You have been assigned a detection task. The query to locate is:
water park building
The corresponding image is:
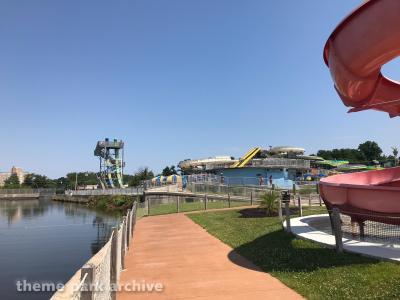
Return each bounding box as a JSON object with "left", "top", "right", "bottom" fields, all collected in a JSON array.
[{"left": 178, "top": 146, "right": 321, "bottom": 187}]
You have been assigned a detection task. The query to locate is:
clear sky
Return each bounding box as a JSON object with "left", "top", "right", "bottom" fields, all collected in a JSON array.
[{"left": 1, "top": 0, "right": 400, "bottom": 178}]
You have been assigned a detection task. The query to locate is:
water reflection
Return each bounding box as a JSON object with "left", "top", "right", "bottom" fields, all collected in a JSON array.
[
  {"left": 0, "top": 199, "right": 46, "bottom": 226},
  {"left": 91, "top": 215, "right": 114, "bottom": 254},
  {"left": 0, "top": 197, "right": 120, "bottom": 300}
]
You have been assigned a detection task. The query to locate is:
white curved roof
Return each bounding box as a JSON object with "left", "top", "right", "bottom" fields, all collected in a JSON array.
[
  {"left": 269, "top": 146, "right": 305, "bottom": 154},
  {"left": 179, "top": 156, "right": 234, "bottom": 169}
]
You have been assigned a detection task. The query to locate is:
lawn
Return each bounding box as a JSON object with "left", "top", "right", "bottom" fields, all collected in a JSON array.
[
  {"left": 188, "top": 208, "right": 400, "bottom": 300},
  {"left": 147, "top": 199, "right": 250, "bottom": 216}
]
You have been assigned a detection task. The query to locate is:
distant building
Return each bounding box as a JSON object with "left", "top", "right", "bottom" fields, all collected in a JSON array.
[
  {"left": 77, "top": 185, "right": 98, "bottom": 190},
  {"left": 0, "top": 167, "right": 26, "bottom": 187},
  {"left": 178, "top": 146, "right": 313, "bottom": 188}
]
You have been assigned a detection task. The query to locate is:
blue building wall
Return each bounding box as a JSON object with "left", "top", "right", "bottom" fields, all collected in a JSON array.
[{"left": 215, "top": 167, "right": 296, "bottom": 188}]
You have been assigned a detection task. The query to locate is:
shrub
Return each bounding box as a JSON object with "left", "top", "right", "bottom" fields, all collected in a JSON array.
[
  {"left": 95, "top": 196, "right": 108, "bottom": 210},
  {"left": 260, "top": 191, "right": 280, "bottom": 216},
  {"left": 113, "top": 195, "right": 130, "bottom": 207},
  {"left": 88, "top": 195, "right": 133, "bottom": 212}
]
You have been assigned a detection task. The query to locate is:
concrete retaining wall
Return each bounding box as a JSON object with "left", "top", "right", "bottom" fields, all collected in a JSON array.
[
  {"left": 0, "top": 194, "right": 39, "bottom": 199},
  {"left": 52, "top": 195, "right": 90, "bottom": 204}
]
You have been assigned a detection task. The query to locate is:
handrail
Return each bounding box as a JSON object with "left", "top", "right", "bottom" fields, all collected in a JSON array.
[{"left": 51, "top": 203, "right": 139, "bottom": 300}]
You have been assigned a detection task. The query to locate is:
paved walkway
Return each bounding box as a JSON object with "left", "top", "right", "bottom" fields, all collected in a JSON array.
[
  {"left": 288, "top": 214, "right": 400, "bottom": 262},
  {"left": 117, "top": 214, "right": 303, "bottom": 300}
]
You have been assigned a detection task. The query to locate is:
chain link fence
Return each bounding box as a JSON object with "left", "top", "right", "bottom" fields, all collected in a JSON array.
[{"left": 332, "top": 210, "right": 400, "bottom": 245}]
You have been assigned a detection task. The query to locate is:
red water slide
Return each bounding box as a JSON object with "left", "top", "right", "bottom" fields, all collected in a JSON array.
[
  {"left": 320, "top": 0, "right": 400, "bottom": 224},
  {"left": 324, "top": 0, "right": 400, "bottom": 117}
]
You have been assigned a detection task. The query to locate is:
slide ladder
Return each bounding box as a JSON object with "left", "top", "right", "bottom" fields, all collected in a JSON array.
[{"left": 231, "top": 147, "right": 261, "bottom": 168}]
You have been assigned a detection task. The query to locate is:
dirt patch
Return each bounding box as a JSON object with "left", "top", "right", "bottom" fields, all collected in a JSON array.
[{"left": 239, "top": 208, "right": 270, "bottom": 218}]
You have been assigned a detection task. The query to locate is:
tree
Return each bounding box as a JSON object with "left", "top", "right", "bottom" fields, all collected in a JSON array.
[
  {"left": 392, "top": 147, "right": 399, "bottom": 166},
  {"left": 4, "top": 174, "right": 20, "bottom": 188},
  {"left": 162, "top": 165, "right": 177, "bottom": 176},
  {"left": 127, "top": 167, "right": 154, "bottom": 187},
  {"left": 21, "top": 173, "right": 55, "bottom": 188},
  {"left": 34, "top": 174, "right": 55, "bottom": 188},
  {"left": 23, "top": 173, "right": 34, "bottom": 187},
  {"left": 317, "top": 141, "right": 384, "bottom": 164},
  {"left": 66, "top": 172, "right": 98, "bottom": 188},
  {"left": 55, "top": 177, "right": 69, "bottom": 189},
  {"left": 358, "top": 141, "right": 382, "bottom": 162},
  {"left": 317, "top": 148, "right": 362, "bottom": 163}
]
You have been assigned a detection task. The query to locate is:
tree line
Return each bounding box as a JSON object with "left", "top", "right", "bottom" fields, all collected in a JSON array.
[
  {"left": 316, "top": 140, "right": 398, "bottom": 165},
  {"left": 1, "top": 165, "right": 178, "bottom": 189}
]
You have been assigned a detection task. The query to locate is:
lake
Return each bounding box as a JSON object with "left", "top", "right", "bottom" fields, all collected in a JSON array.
[{"left": 0, "top": 197, "right": 120, "bottom": 300}]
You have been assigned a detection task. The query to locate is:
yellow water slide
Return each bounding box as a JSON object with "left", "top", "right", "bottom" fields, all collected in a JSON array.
[{"left": 231, "top": 147, "right": 261, "bottom": 168}]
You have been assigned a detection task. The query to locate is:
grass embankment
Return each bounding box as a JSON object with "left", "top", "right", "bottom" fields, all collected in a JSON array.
[
  {"left": 88, "top": 195, "right": 136, "bottom": 213},
  {"left": 188, "top": 208, "right": 400, "bottom": 300}
]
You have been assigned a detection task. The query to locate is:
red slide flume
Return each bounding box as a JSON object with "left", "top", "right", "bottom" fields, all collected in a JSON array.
[
  {"left": 324, "top": 0, "right": 400, "bottom": 117},
  {"left": 321, "top": 0, "right": 400, "bottom": 224}
]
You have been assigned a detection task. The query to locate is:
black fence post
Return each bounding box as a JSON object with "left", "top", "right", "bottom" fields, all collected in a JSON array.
[
  {"left": 278, "top": 197, "right": 283, "bottom": 221},
  {"left": 285, "top": 201, "right": 291, "bottom": 233},
  {"left": 297, "top": 196, "right": 302, "bottom": 217},
  {"left": 359, "top": 221, "right": 365, "bottom": 241},
  {"left": 146, "top": 193, "right": 150, "bottom": 216}
]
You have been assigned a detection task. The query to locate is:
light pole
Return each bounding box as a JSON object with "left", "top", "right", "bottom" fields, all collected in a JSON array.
[
  {"left": 74, "top": 173, "right": 78, "bottom": 191},
  {"left": 75, "top": 172, "right": 89, "bottom": 191}
]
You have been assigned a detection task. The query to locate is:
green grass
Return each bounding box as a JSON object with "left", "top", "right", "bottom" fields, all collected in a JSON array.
[
  {"left": 187, "top": 208, "right": 400, "bottom": 300},
  {"left": 147, "top": 199, "right": 251, "bottom": 216}
]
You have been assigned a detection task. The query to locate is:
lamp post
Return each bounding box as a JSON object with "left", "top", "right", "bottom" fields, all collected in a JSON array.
[{"left": 75, "top": 172, "right": 89, "bottom": 191}]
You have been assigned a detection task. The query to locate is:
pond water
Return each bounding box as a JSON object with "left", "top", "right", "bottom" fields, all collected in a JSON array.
[{"left": 0, "top": 197, "right": 120, "bottom": 300}]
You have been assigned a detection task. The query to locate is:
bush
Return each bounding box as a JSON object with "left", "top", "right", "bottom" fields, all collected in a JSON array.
[
  {"left": 96, "top": 197, "right": 108, "bottom": 210},
  {"left": 260, "top": 191, "right": 280, "bottom": 216},
  {"left": 88, "top": 195, "right": 133, "bottom": 212},
  {"left": 113, "top": 195, "right": 130, "bottom": 207}
]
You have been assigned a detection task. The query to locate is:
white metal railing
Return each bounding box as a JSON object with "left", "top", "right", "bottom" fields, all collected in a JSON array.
[
  {"left": 67, "top": 187, "right": 143, "bottom": 196},
  {"left": 249, "top": 158, "right": 310, "bottom": 168},
  {"left": 0, "top": 188, "right": 56, "bottom": 195}
]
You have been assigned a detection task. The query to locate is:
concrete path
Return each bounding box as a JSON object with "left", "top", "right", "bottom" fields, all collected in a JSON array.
[
  {"left": 288, "top": 214, "right": 400, "bottom": 262},
  {"left": 117, "top": 214, "right": 303, "bottom": 300}
]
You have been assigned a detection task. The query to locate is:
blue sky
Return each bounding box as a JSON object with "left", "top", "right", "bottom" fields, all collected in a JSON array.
[{"left": 1, "top": 0, "right": 400, "bottom": 178}]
